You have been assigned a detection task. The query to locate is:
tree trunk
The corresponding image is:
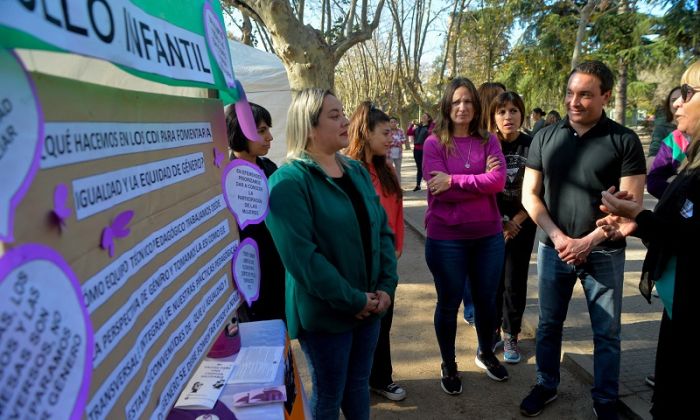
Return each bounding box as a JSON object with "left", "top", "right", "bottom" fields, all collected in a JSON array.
[
  {"left": 571, "top": 0, "right": 597, "bottom": 70},
  {"left": 614, "top": 56, "right": 628, "bottom": 125},
  {"left": 225, "top": 0, "right": 384, "bottom": 90},
  {"left": 614, "top": 0, "right": 630, "bottom": 125},
  {"left": 241, "top": 12, "right": 253, "bottom": 46}
]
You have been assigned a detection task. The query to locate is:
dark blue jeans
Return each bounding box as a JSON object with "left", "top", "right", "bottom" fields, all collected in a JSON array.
[
  {"left": 426, "top": 234, "right": 505, "bottom": 364},
  {"left": 535, "top": 242, "right": 625, "bottom": 404},
  {"left": 298, "top": 319, "right": 380, "bottom": 420}
]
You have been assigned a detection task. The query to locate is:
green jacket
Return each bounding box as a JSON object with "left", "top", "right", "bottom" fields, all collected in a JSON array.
[{"left": 266, "top": 154, "right": 398, "bottom": 338}]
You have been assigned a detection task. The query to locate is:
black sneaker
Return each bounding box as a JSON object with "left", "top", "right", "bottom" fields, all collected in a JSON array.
[
  {"left": 440, "top": 362, "right": 462, "bottom": 395},
  {"left": 593, "top": 401, "right": 618, "bottom": 420},
  {"left": 474, "top": 352, "right": 508, "bottom": 381},
  {"left": 645, "top": 374, "right": 655, "bottom": 388},
  {"left": 371, "top": 382, "right": 407, "bottom": 401},
  {"left": 412, "top": 185, "right": 421, "bottom": 191},
  {"left": 520, "top": 384, "right": 558, "bottom": 416}
]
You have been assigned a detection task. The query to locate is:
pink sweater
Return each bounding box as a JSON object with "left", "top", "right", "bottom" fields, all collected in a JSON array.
[{"left": 423, "top": 133, "right": 506, "bottom": 240}]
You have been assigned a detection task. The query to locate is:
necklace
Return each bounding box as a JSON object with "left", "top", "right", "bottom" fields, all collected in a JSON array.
[{"left": 454, "top": 138, "right": 473, "bottom": 168}]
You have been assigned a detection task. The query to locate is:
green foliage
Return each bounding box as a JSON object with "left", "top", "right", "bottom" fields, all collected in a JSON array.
[{"left": 496, "top": 2, "right": 577, "bottom": 112}]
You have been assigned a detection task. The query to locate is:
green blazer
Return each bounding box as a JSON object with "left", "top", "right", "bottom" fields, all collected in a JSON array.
[{"left": 266, "top": 154, "right": 398, "bottom": 338}]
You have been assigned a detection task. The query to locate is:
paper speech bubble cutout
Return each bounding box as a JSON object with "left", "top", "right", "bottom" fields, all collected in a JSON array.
[
  {"left": 221, "top": 159, "right": 269, "bottom": 229},
  {"left": 0, "top": 244, "right": 93, "bottom": 420},
  {"left": 0, "top": 49, "right": 44, "bottom": 243},
  {"left": 232, "top": 238, "right": 260, "bottom": 306},
  {"left": 101, "top": 210, "right": 134, "bottom": 257},
  {"left": 233, "top": 79, "right": 261, "bottom": 142},
  {"left": 213, "top": 147, "right": 225, "bottom": 168},
  {"left": 53, "top": 183, "right": 72, "bottom": 228},
  {"left": 203, "top": 1, "right": 235, "bottom": 88}
]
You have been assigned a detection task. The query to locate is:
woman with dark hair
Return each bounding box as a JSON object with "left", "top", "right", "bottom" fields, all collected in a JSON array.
[
  {"left": 407, "top": 112, "right": 434, "bottom": 191},
  {"left": 423, "top": 77, "right": 507, "bottom": 394},
  {"left": 346, "top": 101, "right": 406, "bottom": 402},
  {"left": 225, "top": 103, "right": 286, "bottom": 323},
  {"left": 488, "top": 91, "right": 536, "bottom": 365},
  {"left": 649, "top": 86, "right": 682, "bottom": 160},
  {"left": 478, "top": 82, "right": 506, "bottom": 130}
]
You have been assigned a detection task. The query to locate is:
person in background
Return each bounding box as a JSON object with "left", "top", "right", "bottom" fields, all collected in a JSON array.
[
  {"left": 519, "top": 60, "right": 646, "bottom": 419},
  {"left": 646, "top": 86, "right": 688, "bottom": 199},
  {"left": 544, "top": 110, "right": 561, "bottom": 126},
  {"left": 226, "top": 103, "right": 286, "bottom": 323},
  {"left": 460, "top": 81, "right": 507, "bottom": 330},
  {"left": 478, "top": 82, "right": 507, "bottom": 131},
  {"left": 346, "top": 102, "right": 407, "bottom": 402},
  {"left": 597, "top": 61, "right": 700, "bottom": 419},
  {"left": 266, "top": 89, "right": 398, "bottom": 420},
  {"left": 648, "top": 86, "right": 682, "bottom": 167},
  {"left": 529, "top": 108, "right": 546, "bottom": 136},
  {"left": 423, "top": 77, "right": 508, "bottom": 395},
  {"left": 488, "top": 91, "right": 536, "bottom": 365},
  {"left": 407, "top": 112, "right": 434, "bottom": 191},
  {"left": 647, "top": 130, "right": 690, "bottom": 199},
  {"left": 388, "top": 116, "right": 406, "bottom": 179}
]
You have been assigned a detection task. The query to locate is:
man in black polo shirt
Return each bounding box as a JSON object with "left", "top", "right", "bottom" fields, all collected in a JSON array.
[{"left": 519, "top": 61, "right": 646, "bottom": 419}]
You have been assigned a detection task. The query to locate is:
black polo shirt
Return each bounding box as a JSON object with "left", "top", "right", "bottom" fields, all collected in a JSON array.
[{"left": 526, "top": 113, "right": 646, "bottom": 249}]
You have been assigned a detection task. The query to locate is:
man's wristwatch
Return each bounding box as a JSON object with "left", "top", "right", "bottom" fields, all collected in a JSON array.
[{"left": 502, "top": 215, "right": 510, "bottom": 223}]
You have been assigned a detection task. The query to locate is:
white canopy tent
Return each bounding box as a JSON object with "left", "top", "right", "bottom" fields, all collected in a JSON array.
[{"left": 17, "top": 40, "right": 291, "bottom": 164}]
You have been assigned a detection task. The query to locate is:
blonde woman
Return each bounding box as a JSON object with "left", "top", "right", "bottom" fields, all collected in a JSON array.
[
  {"left": 598, "top": 61, "right": 700, "bottom": 419},
  {"left": 266, "top": 89, "right": 398, "bottom": 419}
]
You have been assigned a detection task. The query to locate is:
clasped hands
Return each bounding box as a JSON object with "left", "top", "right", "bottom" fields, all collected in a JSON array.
[
  {"left": 556, "top": 186, "right": 642, "bottom": 266},
  {"left": 355, "top": 291, "right": 391, "bottom": 320}
]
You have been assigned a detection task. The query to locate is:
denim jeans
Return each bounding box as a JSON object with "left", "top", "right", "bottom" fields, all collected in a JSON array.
[
  {"left": 462, "top": 284, "right": 475, "bottom": 323},
  {"left": 426, "top": 234, "right": 505, "bottom": 364},
  {"left": 535, "top": 242, "right": 625, "bottom": 404},
  {"left": 298, "top": 319, "right": 380, "bottom": 420}
]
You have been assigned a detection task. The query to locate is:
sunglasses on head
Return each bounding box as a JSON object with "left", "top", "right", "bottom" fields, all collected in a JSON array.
[{"left": 680, "top": 84, "right": 699, "bottom": 102}]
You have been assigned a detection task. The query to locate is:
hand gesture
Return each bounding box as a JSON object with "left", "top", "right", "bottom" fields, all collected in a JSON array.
[
  {"left": 355, "top": 292, "right": 379, "bottom": 320},
  {"left": 371, "top": 290, "right": 392, "bottom": 314},
  {"left": 503, "top": 220, "right": 521, "bottom": 241},
  {"left": 428, "top": 171, "right": 451, "bottom": 195},
  {"left": 599, "top": 186, "right": 643, "bottom": 219},
  {"left": 486, "top": 155, "right": 502, "bottom": 173}
]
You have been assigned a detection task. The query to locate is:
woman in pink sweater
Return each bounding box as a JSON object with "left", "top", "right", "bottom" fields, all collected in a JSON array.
[{"left": 423, "top": 77, "right": 507, "bottom": 394}]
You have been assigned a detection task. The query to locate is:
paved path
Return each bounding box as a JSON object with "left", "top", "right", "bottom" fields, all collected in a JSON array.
[{"left": 395, "top": 148, "right": 660, "bottom": 420}]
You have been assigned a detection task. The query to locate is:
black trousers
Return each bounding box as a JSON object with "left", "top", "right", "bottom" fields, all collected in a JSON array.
[
  {"left": 496, "top": 220, "right": 536, "bottom": 336},
  {"left": 370, "top": 301, "right": 395, "bottom": 388},
  {"left": 413, "top": 149, "right": 424, "bottom": 186}
]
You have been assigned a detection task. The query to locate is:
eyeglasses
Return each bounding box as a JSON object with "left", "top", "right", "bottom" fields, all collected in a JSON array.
[{"left": 680, "top": 84, "right": 700, "bottom": 102}]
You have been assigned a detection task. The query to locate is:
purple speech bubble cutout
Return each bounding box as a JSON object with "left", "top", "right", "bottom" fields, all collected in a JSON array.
[
  {"left": 0, "top": 244, "right": 93, "bottom": 420},
  {"left": 213, "top": 147, "right": 225, "bottom": 168},
  {"left": 203, "top": 0, "right": 235, "bottom": 89},
  {"left": 233, "top": 79, "right": 261, "bottom": 142},
  {"left": 0, "top": 50, "right": 45, "bottom": 243},
  {"left": 101, "top": 210, "right": 134, "bottom": 257},
  {"left": 221, "top": 159, "right": 270, "bottom": 229},
  {"left": 53, "top": 183, "right": 72, "bottom": 228},
  {"left": 231, "top": 237, "right": 260, "bottom": 306}
]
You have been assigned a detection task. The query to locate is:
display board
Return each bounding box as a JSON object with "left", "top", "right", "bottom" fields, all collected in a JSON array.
[{"left": 0, "top": 66, "right": 241, "bottom": 418}]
